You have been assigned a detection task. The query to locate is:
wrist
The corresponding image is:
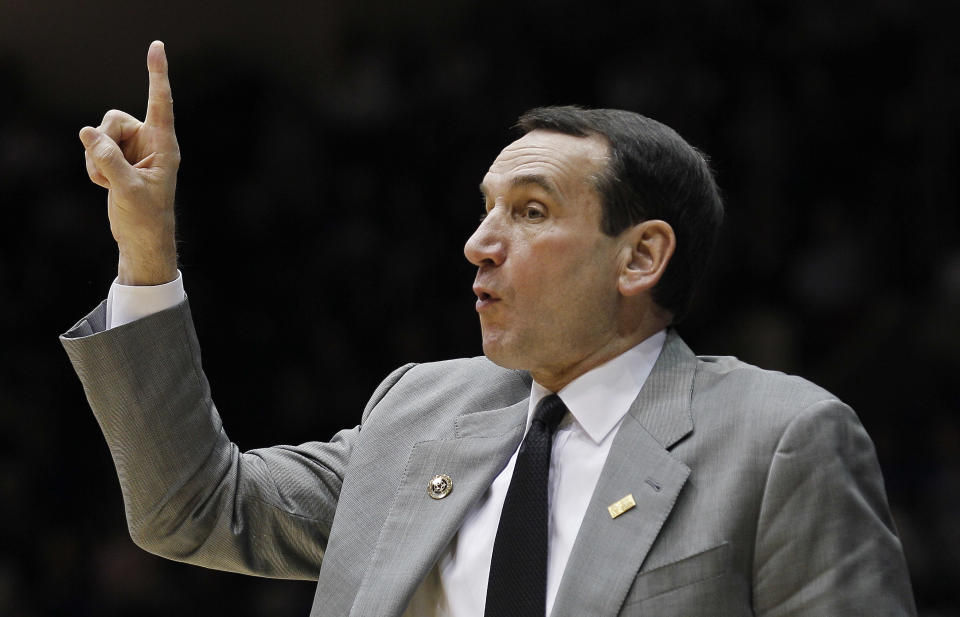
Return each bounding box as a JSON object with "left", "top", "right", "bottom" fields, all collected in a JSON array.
[{"left": 117, "top": 239, "right": 178, "bottom": 286}]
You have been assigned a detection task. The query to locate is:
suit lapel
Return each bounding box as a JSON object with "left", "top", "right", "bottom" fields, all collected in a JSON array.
[
  {"left": 551, "top": 331, "right": 698, "bottom": 617},
  {"left": 351, "top": 397, "right": 529, "bottom": 617}
]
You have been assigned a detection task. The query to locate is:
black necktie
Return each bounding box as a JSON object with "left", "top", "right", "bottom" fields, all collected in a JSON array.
[{"left": 485, "top": 393, "right": 568, "bottom": 617}]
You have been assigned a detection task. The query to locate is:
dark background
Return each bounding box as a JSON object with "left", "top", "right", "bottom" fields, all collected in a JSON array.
[{"left": 1, "top": 0, "right": 958, "bottom": 614}]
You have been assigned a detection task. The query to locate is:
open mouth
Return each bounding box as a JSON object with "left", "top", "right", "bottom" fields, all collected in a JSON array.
[{"left": 473, "top": 286, "right": 500, "bottom": 311}]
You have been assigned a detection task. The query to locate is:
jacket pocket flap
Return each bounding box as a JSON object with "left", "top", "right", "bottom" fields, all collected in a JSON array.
[{"left": 626, "top": 541, "right": 731, "bottom": 603}]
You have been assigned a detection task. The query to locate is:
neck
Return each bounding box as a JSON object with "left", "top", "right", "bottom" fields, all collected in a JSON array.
[{"left": 531, "top": 320, "right": 667, "bottom": 392}]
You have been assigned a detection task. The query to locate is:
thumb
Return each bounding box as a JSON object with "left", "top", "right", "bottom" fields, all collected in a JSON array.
[{"left": 79, "top": 126, "right": 135, "bottom": 185}]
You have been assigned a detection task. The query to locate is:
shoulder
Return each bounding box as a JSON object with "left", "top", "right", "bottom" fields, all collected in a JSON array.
[
  {"left": 660, "top": 331, "right": 848, "bottom": 433},
  {"left": 361, "top": 356, "right": 531, "bottom": 423},
  {"left": 694, "top": 354, "right": 839, "bottom": 416},
  {"left": 687, "top": 350, "right": 863, "bottom": 452}
]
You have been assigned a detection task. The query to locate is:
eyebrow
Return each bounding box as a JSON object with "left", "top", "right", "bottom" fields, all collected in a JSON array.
[{"left": 479, "top": 174, "right": 562, "bottom": 200}]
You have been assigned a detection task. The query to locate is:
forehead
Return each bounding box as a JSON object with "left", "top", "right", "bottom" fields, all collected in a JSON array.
[{"left": 482, "top": 130, "right": 609, "bottom": 194}]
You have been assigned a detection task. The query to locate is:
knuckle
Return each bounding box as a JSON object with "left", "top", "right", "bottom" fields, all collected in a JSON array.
[{"left": 93, "top": 142, "right": 117, "bottom": 162}]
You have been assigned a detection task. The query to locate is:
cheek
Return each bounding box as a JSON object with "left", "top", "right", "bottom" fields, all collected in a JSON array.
[
  {"left": 545, "top": 254, "right": 619, "bottom": 322},
  {"left": 503, "top": 233, "right": 617, "bottom": 322}
]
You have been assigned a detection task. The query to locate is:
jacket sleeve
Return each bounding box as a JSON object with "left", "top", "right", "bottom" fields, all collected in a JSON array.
[
  {"left": 751, "top": 398, "right": 917, "bottom": 616},
  {"left": 60, "top": 298, "right": 410, "bottom": 580}
]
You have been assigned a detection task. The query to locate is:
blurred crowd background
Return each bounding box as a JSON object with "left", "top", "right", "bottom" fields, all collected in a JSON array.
[{"left": 1, "top": 0, "right": 958, "bottom": 614}]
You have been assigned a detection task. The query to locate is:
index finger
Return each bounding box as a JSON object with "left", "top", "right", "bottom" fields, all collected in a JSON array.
[{"left": 145, "top": 40, "right": 174, "bottom": 128}]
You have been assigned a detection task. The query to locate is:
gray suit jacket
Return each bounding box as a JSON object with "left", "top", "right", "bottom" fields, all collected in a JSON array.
[{"left": 61, "top": 299, "right": 916, "bottom": 616}]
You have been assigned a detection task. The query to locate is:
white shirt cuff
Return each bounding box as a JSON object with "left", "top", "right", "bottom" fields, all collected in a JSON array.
[{"left": 106, "top": 271, "right": 185, "bottom": 329}]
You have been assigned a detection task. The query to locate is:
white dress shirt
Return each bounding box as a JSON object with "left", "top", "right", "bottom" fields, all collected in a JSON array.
[{"left": 104, "top": 277, "right": 666, "bottom": 617}]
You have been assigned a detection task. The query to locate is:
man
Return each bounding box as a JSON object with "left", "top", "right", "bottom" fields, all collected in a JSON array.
[{"left": 63, "top": 41, "right": 916, "bottom": 616}]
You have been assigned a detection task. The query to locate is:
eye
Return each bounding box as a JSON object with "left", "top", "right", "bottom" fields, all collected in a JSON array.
[{"left": 522, "top": 203, "right": 546, "bottom": 221}]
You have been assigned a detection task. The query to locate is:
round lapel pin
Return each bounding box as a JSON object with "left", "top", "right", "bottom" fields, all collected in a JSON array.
[{"left": 428, "top": 474, "right": 453, "bottom": 499}]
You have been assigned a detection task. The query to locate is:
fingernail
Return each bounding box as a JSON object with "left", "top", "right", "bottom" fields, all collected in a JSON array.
[{"left": 79, "top": 127, "right": 97, "bottom": 147}]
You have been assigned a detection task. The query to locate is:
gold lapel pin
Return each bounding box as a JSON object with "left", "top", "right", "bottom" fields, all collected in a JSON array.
[
  {"left": 608, "top": 494, "right": 636, "bottom": 519},
  {"left": 428, "top": 474, "right": 453, "bottom": 500}
]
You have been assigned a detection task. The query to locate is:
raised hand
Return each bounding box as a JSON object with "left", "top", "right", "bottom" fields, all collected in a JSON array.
[{"left": 79, "top": 40, "right": 180, "bottom": 286}]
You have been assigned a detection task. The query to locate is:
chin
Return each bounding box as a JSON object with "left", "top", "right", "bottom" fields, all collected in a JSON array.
[{"left": 480, "top": 333, "right": 527, "bottom": 370}]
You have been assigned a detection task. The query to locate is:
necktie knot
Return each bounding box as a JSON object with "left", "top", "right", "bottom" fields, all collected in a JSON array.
[{"left": 533, "top": 393, "right": 567, "bottom": 434}]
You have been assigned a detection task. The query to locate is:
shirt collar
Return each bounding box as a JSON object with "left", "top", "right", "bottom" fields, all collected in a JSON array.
[{"left": 528, "top": 329, "right": 667, "bottom": 444}]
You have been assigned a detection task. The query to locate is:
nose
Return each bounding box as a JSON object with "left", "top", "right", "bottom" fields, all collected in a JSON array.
[{"left": 464, "top": 211, "right": 506, "bottom": 267}]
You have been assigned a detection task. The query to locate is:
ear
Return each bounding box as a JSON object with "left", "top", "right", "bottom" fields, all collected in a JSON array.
[{"left": 618, "top": 219, "right": 676, "bottom": 297}]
